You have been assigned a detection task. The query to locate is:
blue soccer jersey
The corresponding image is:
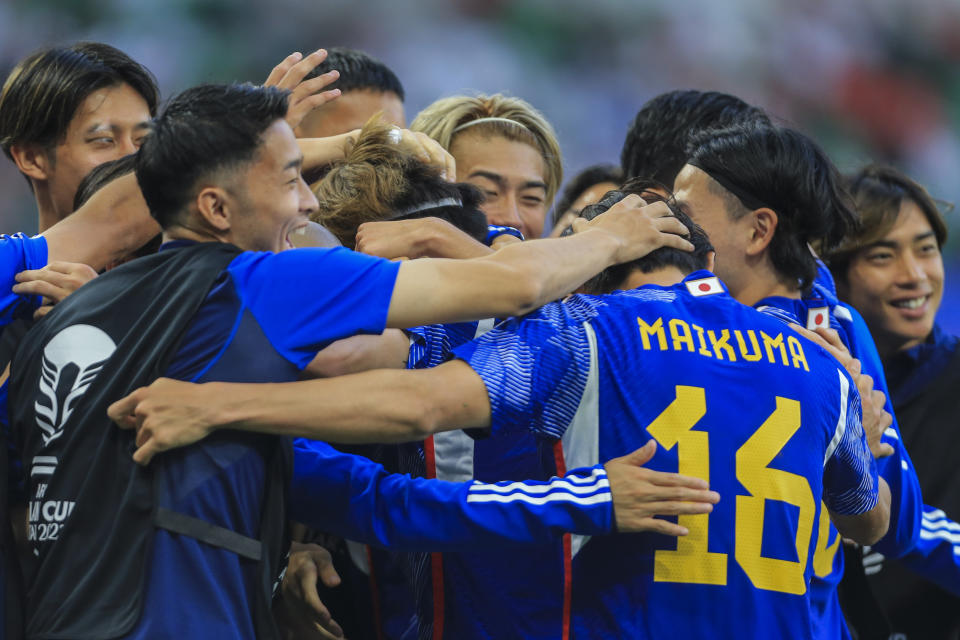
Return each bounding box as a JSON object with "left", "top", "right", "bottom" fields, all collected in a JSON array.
[
  {"left": 405, "top": 319, "right": 570, "bottom": 640},
  {"left": 756, "top": 280, "right": 925, "bottom": 639},
  {"left": 0, "top": 233, "right": 48, "bottom": 327},
  {"left": 453, "top": 271, "right": 879, "bottom": 639}
]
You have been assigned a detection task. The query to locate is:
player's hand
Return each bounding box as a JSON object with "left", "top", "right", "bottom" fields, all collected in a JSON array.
[
  {"left": 789, "top": 324, "right": 895, "bottom": 459},
  {"left": 13, "top": 261, "right": 98, "bottom": 317},
  {"left": 275, "top": 542, "right": 344, "bottom": 640},
  {"left": 108, "top": 378, "right": 220, "bottom": 465},
  {"left": 604, "top": 440, "right": 720, "bottom": 535},
  {"left": 264, "top": 49, "right": 341, "bottom": 130},
  {"left": 577, "top": 197, "right": 694, "bottom": 264},
  {"left": 389, "top": 128, "right": 457, "bottom": 181},
  {"left": 356, "top": 218, "right": 492, "bottom": 260}
]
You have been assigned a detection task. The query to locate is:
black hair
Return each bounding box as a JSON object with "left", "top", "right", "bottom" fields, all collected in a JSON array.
[
  {"left": 620, "top": 90, "right": 770, "bottom": 186},
  {"left": 0, "top": 42, "right": 158, "bottom": 161},
  {"left": 574, "top": 178, "right": 714, "bottom": 294},
  {"left": 135, "top": 83, "right": 289, "bottom": 228},
  {"left": 392, "top": 181, "right": 489, "bottom": 243},
  {"left": 827, "top": 163, "right": 949, "bottom": 278},
  {"left": 552, "top": 163, "right": 624, "bottom": 225},
  {"left": 687, "top": 122, "right": 858, "bottom": 290},
  {"left": 305, "top": 47, "right": 404, "bottom": 101}
]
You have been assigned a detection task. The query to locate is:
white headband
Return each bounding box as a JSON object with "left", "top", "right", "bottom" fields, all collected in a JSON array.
[
  {"left": 390, "top": 197, "right": 463, "bottom": 219},
  {"left": 453, "top": 117, "right": 530, "bottom": 135}
]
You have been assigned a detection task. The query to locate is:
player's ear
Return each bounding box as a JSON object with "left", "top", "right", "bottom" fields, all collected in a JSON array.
[
  {"left": 195, "top": 186, "right": 233, "bottom": 233},
  {"left": 744, "top": 207, "right": 778, "bottom": 257},
  {"left": 705, "top": 250, "right": 716, "bottom": 272},
  {"left": 9, "top": 143, "right": 53, "bottom": 182}
]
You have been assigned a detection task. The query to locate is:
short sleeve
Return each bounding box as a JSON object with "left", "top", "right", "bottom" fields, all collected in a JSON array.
[
  {"left": 228, "top": 248, "right": 400, "bottom": 369},
  {"left": 406, "top": 321, "right": 481, "bottom": 370},
  {"left": 452, "top": 301, "right": 593, "bottom": 440},
  {"left": 823, "top": 370, "right": 880, "bottom": 515},
  {"left": 0, "top": 234, "right": 48, "bottom": 326}
]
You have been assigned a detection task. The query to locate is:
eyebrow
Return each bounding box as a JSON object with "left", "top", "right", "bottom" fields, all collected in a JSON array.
[
  {"left": 84, "top": 121, "right": 152, "bottom": 135},
  {"left": 867, "top": 231, "right": 937, "bottom": 250},
  {"left": 284, "top": 156, "right": 304, "bottom": 172},
  {"left": 467, "top": 170, "right": 547, "bottom": 191}
]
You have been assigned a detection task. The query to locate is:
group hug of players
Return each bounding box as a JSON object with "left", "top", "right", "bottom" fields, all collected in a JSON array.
[{"left": 0, "top": 41, "right": 956, "bottom": 640}]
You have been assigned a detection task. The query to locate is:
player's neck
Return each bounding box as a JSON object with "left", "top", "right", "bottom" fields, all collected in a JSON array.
[
  {"left": 34, "top": 187, "right": 64, "bottom": 233},
  {"left": 733, "top": 273, "right": 801, "bottom": 307},
  {"left": 619, "top": 266, "right": 688, "bottom": 290},
  {"left": 163, "top": 224, "right": 227, "bottom": 247}
]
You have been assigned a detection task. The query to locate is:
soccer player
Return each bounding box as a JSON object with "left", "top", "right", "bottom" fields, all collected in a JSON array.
[
  {"left": 671, "top": 122, "right": 924, "bottom": 638},
  {"left": 619, "top": 91, "right": 924, "bottom": 638},
  {"left": 293, "top": 47, "right": 406, "bottom": 138},
  {"left": 113, "top": 192, "right": 889, "bottom": 640},
  {"left": 7, "top": 82, "right": 702, "bottom": 639},
  {"left": 0, "top": 42, "right": 167, "bottom": 638},
  {"left": 411, "top": 93, "right": 560, "bottom": 240},
  {"left": 826, "top": 164, "right": 960, "bottom": 638}
]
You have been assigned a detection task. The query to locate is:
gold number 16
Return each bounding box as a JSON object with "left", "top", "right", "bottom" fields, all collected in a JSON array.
[{"left": 646, "top": 385, "right": 819, "bottom": 595}]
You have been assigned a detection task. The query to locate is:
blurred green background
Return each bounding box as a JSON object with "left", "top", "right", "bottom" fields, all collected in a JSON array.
[{"left": 2, "top": 0, "right": 958, "bottom": 329}]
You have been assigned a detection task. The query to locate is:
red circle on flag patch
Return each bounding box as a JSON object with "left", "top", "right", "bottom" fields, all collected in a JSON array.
[
  {"left": 815, "top": 313, "right": 824, "bottom": 325},
  {"left": 699, "top": 283, "right": 711, "bottom": 292}
]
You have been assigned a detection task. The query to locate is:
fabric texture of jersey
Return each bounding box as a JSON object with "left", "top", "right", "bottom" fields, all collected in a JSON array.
[
  {"left": 453, "top": 271, "right": 879, "bottom": 639},
  {"left": 407, "top": 319, "right": 571, "bottom": 640}
]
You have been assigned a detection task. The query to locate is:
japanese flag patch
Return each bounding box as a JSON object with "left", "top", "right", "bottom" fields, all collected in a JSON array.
[
  {"left": 685, "top": 276, "right": 723, "bottom": 297},
  {"left": 806, "top": 307, "right": 830, "bottom": 330}
]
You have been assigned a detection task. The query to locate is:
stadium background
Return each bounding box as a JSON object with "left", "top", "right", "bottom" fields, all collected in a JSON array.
[{"left": 2, "top": 0, "right": 958, "bottom": 332}]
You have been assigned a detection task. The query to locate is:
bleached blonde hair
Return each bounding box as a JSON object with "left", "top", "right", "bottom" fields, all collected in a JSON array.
[{"left": 410, "top": 93, "right": 563, "bottom": 207}]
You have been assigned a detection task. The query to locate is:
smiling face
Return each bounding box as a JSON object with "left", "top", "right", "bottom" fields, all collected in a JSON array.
[
  {"left": 227, "top": 119, "right": 318, "bottom": 253},
  {"left": 45, "top": 82, "right": 152, "bottom": 221},
  {"left": 449, "top": 131, "right": 549, "bottom": 238},
  {"left": 842, "top": 199, "right": 944, "bottom": 356}
]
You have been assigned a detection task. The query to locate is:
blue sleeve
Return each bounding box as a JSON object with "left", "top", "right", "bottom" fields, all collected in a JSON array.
[
  {"left": 406, "top": 321, "right": 480, "bottom": 370},
  {"left": 288, "top": 438, "right": 613, "bottom": 550},
  {"left": 895, "top": 506, "right": 960, "bottom": 596},
  {"left": 452, "top": 303, "right": 592, "bottom": 440},
  {"left": 836, "top": 302, "right": 923, "bottom": 557},
  {"left": 227, "top": 248, "right": 400, "bottom": 369},
  {"left": 823, "top": 372, "right": 880, "bottom": 516},
  {"left": 0, "top": 233, "right": 48, "bottom": 326}
]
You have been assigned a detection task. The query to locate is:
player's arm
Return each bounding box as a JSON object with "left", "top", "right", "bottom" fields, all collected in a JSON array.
[
  {"left": 289, "top": 438, "right": 719, "bottom": 548},
  {"left": 109, "top": 361, "right": 493, "bottom": 463},
  {"left": 794, "top": 322, "right": 922, "bottom": 555},
  {"left": 40, "top": 172, "right": 159, "bottom": 270},
  {"left": 892, "top": 505, "right": 960, "bottom": 596},
  {"left": 302, "top": 330, "right": 411, "bottom": 377},
  {"left": 829, "top": 478, "right": 890, "bottom": 546},
  {"left": 822, "top": 371, "right": 892, "bottom": 546},
  {"left": 384, "top": 197, "right": 693, "bottom": 328}
]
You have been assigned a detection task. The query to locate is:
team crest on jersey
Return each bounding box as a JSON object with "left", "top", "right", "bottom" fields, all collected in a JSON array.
[
  {"left": 806, "top": 307, "right": 830, "bottom": 331},
  {"left": 35, "top": 324, "right": 116, "bottom": 447},
  {"left": 685, "top": 276, "right": 723, "bottom": 297}
]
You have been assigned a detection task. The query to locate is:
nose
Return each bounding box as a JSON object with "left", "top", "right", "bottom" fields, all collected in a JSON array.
[
  {"left": 894, "top": 251, "right": 926, "bottom": 286},
  {"left": 299, "top": 176, "right": 318, "bottom": 216},
  {"left": 483, "top": 192, "right": 524, "bottom": 235}
]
